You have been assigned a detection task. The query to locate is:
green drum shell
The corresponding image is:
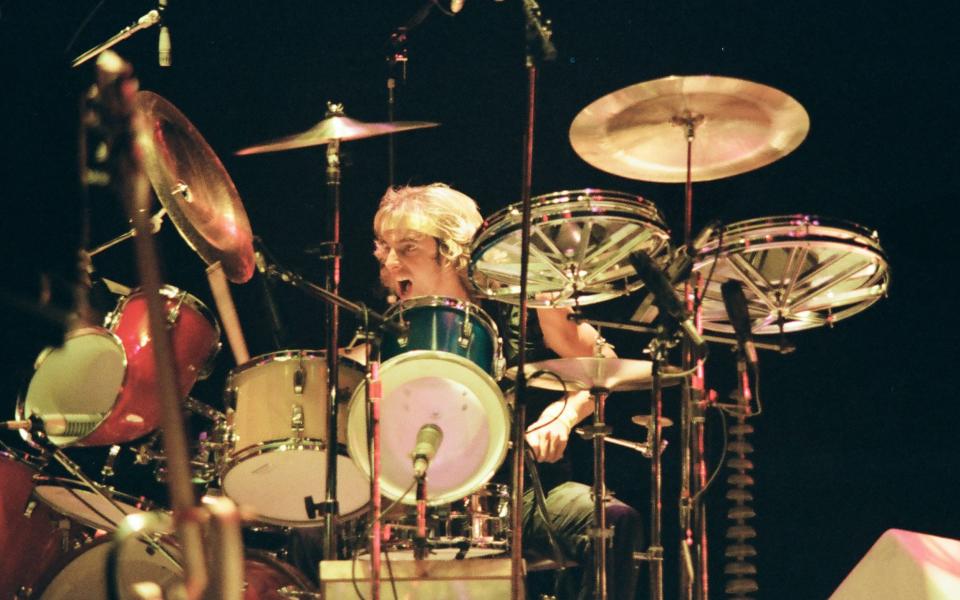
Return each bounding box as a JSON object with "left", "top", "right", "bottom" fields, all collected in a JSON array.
[{"left": 381, "top": 297, "right": 498, "bottom": 377}]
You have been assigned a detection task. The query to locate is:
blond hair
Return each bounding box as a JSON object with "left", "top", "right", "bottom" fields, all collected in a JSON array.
[{"left": 373, "top": 183, "right": 483, "bottom": 274}]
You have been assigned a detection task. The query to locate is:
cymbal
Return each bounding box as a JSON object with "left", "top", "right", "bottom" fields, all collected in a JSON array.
[
  {"left": 506, "top": 357, "right": 684, "bottom": 392},
  {"left": 235, "top": 106, "right": 439, "bottom": 155},
  {"left": 631, "top": 414, "right": 674, "bottom": 429},
  {"left": 135, "top": 91, "right": 255, "bottom": 283},
  {"left": 569, "top": 75, "right": 810, "bottom": 182}
]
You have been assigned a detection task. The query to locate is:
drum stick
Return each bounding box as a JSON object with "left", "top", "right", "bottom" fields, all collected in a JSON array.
[{"left": 205, "top": 261, "right": 250, "bottom": 365}]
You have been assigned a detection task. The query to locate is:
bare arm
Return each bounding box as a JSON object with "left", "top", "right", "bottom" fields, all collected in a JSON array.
[{"left": 525, "top": 306, "right": 615, "bottom": 462}]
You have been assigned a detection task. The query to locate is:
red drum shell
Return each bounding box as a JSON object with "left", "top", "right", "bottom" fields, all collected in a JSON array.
[{"left": 0, "top": 452, "right": 81, "bottom": 598}]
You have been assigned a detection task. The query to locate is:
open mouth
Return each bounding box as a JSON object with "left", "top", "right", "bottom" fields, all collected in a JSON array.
[{"left": 398, "top": 279, "right": 412, "bottom": 297}]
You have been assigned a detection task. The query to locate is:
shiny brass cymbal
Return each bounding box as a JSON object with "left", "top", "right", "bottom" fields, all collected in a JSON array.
[
  {"left": 569, "top": 75, "right": 810, "bottom": 182},
  {"left": 235, "top": 106, "right": 439, "bottom": 155},
  {"left": 135, "top": 91, "right": 255, "bottom": 283},
  {"left": 506, "top": 357, "right": 684, "bottom": 392}
]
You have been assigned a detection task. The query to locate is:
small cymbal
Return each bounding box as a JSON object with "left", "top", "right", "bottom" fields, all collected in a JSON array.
[
  {"left": 506, "top": 357, "right": 684, "bottom": 392},
  {"left": 236, "top": 104, "right": 439, "bottom": 155},
  {"left": 631, "top": 414, "right": 674, "bottom": 429},
  {"left": 135, "top": 91, "right": 255, "bottom": 283},
  {"left": 569, "top": 75, "right": 810, "bottom": 182}
]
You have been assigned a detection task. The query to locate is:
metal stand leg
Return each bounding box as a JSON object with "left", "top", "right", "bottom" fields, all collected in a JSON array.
[{"left": 587, "top": 388, "right": 611, "bottom": 600}]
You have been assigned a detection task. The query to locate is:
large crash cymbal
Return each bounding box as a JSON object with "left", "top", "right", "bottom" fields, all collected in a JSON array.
[
  {"left": 569, "top": 75, "right": 810, "bottom": 182},
  {"left": 235, "top": 106, "right": 439, "bottom": 155},
  {"left": 135, "top": 91, "right": 255, "bottom": 283}
]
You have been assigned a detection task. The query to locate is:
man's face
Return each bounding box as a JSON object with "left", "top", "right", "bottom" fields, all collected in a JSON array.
[{"left": 376, "top": 229, "right": 462, "bottom": 301}]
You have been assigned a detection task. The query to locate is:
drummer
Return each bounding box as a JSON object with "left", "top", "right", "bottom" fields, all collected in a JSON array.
[{"left": 373, "top": 183, "right": 642, "bottom": 599}]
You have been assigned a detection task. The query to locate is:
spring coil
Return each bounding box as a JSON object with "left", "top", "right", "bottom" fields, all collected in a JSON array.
[{"left": 724, "top": 411, "right": 758, "bottom": 599}]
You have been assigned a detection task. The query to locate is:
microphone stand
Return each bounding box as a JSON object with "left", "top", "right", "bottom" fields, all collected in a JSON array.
[
  {"left": 511, "top": 3, "right": 556, "bottom": 599},
  {"left": 384, "top": 1, "right": 435, "bottom": 187},
  {"left": 93, "top": 54, "right": 214, "bottom": 598}
]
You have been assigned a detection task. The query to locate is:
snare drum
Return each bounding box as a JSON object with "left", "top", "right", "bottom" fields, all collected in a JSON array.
[
  {"left": 371, "top": 484, "right": 510, "bottom": 560},
  {"left": 347, "top": 298, "right": 509, "bottom": 507},
  {"left": 471, "top": 189, "right": 672, "bottom": 307},
  {"left": 691, "top": 215, "right": 890, "bottom": 334},
  {"left": 0, "top": 452, "right": 82, "bottom": 599},
  {"left": 221, "top": 350, "right": 370, "bottom": 526},
  {"left": 18, "top": 285, "right": 221, "bottom": 447}
]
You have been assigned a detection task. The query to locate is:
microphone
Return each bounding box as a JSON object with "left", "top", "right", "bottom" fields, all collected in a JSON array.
[
  {"left": 629, "top": 251, "right": 707, "bottom": 354},
  {"left": 450, "top": 0, "right": 465, "bottom": 13},
  {"left": 411, "top": 424, "right": 443, "bottom": 478},
  {"left": 631, "top": 220, "right": 721, "bottom": 323},
  {"left": 158, "top": 0, "right": 171, "bottom": 67},
  {"left": 720, "top": 280, "right": 758, "bottom": 367},
  {"left": 3, "top": 413, "right": 104, "bottom": 437}
]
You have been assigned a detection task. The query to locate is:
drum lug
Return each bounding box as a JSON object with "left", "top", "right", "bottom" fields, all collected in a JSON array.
[
  {"left": 294, "top": 364, "right": 306, "bottom": 394},
  {"left": 167, "top": 290, "right": 187, "bottom": 326},
  {"left": 101, "top": 444, "right": 122, "bottom": 479},
  {"left": 291, "top": 404, "right": 305, "bottom": 439},
  {"left": 22, "top": 498, "right": 37, "bottom": 518},
  {"left": 494, "top": 337, "right": 506, "bottom": 380},
  {"left": 458, "top": 319, "right": 473, "bottom": 349}
]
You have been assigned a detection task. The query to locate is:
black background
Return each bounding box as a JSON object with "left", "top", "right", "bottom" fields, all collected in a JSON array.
[{"left": 1, "top": 1, "right": 958, "bottom": 598}]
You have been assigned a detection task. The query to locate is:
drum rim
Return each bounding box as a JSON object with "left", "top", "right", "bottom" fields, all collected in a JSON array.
[
  {"left": 692, "top": 214, "right": 890, "bottom": 334},
  {"left": 383, "top": 295, "right": 501, "bottom": 340},
  {"left": 105, "top": 284, "right": 223, "bottom": 378},
  {"left": 477, "top": 188, "right": 665, "bottom": 229},
  {"left": 472, "top": 192, "right": 670, "bottom": 251},
  {"left": 226, "top": 348, "right": 365, "bottom": 381},
  {"left": 32, "top": 476, "right": 157, "bottom": 531},
  {"left": 16, "top": 327, "right": 128, "bottom": 449},
  {"left": 106, "top": 284, "right": 221, "bottom": 336},
  {"left": 697, "top": 214, "right": 886, "bottom": 259},
  {"left": 220, "top": 443, "right": 369, "bottom": 524},
  {"left": 346, "top": 350, "right": 510, "bottom": 507}
]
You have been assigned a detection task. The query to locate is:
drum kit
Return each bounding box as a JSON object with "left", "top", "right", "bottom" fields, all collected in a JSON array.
[{"left": 1, "top": 55, "right": 890, "bottom": 600}]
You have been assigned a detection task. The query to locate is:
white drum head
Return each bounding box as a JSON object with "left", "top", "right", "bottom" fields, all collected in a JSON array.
[
  {"left": 34, "top": 483, "right": 147, "bottom": 532},
  {"left": 22, "top": 328, "right": 125, "bottom": 446},
  {"left": 222, "top": 450, "right": 369, "bottom": 526},
  {"left": 35, "top": 537, "right": 181, "bottom": 600},
  {"left": 347, "top": 351, "right": 509, "bottom": 506}
]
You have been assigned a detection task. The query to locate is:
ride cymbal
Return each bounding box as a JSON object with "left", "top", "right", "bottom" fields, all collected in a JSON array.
[
  {"left": 569, "top": 75, "right": 810, "bottom": 182},
  {"left": 135, "top": 91, "right": 255, "bottom": 283}
]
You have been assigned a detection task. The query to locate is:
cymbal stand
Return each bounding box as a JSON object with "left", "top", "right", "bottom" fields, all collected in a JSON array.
[
  {"left": 642, "top": 335, "right": 673, "bottom": 600},
  {"left": 261, "top": 255, "right": 402, "bottom": 600},
  {"left": 313, "top": 105, "right": 345, "bottom": 562},
  {"left": 581, "top": 384, "right": 612, "bottom": 600},
  {"left": 674, "top": 114, "right": 710, "bottom": 600}
]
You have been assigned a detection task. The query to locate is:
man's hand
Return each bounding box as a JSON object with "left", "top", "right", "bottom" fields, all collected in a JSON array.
[{"left": 525, "top": 411, "right": 574, "bottom": 463}]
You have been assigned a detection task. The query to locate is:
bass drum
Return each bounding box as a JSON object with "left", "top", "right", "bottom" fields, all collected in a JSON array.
[{"left": 31, "top": 536, "right": 315, "bottom": 600}]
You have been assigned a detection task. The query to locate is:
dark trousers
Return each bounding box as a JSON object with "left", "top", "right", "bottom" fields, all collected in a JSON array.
[{"left": 523, "top": 481, "right": 643, "bottom": 600}]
